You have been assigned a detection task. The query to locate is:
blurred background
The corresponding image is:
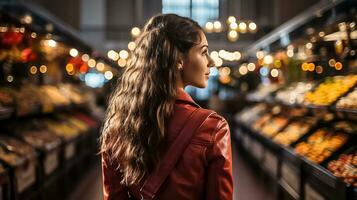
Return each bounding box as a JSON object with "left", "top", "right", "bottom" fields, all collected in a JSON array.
[{"left": 0, "top": 0, "right": 356, "bottom": 199}]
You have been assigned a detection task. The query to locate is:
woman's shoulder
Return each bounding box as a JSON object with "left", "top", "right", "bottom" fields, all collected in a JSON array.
[{"left": 191, "top": 108, "right": 229, "bottom": 146}]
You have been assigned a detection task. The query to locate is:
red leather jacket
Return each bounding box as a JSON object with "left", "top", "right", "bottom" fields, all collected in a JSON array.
[{"left": 102, "top": 88, "right": 233, "bottom": 200}]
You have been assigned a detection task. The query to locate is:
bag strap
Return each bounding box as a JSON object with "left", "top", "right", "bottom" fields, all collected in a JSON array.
[{"left": 139, "top": 108, "right": 214, "bottom": 200}]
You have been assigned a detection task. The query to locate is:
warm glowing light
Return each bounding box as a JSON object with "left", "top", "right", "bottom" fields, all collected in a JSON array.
[
  {"left": 238, "top": 22, "right": 247, "bottom": 33},
  {"left": 96, "top": 62, "right": 105, "bottom": 71},
  {"left": 131, "top": 27, "right": 141, "bottom": 37},
  {"left": 210, "top": 51, "right": 219, "bottom": 59},
  {"left": 229, "top": 22, "right": 238, "bottom": 30},
  {"left": 118, "top": 58, "right": 127, "bottom": 67},
  {"left": 233, "top": 51, "right": 241, "bottom": 60},
  {"left": 328, "top": 59, "right": 336, "bottom": 67},
  {"left": 227, "top": 16, "right": 236, "bottom": 24},
  {"left": 335, "top": 62, "right": 343, "bottom": 70},
  {"left": 30, "top": 66, "right": 37, "bottom": 74},
  {"left": 104, "top": 71, "right": 114, "bottom": 80},
  {"left": 228, "top": 30, "right": 238, "bottom": 41},
  {"left": 301, "top": 63, "right": 309, "bottom": 71},
  {"left": 263, "top": 55, "right": 273, "bottom": 64},
  {"left": 287, "top": 49, "right": 294, "bottom": 57},
  {"left": 316, "top": 65, "right": 323, "bottom": 74},
  {"left": 215, "top": 58, "right": 223, "bottom": 67},
  {"left": 256, "top": 51, "right": 264, "bottom": 59},
  {"left": 239, "top": 65, "right": 248, "bottom": 75},
  {"left": 88, "top": 59, "right": 96, "bottom": 68},
  {"left": 47, "top": 39, "right": 57, "bottom": 47},
  {"left": 271, "top": 69, "right": 279, "bottom": 77},
  {"left": 247, "top": 63, "right": 256, "bottom": 71},
  {"left": 128, "top": 42, "right": 136, "bottom": 51},
  {"left": 81, "top": 54, "right": 90, "bottom": 62},
  {"left": 205, "top": 22, "right": 214, "bottom": 32},
  {"left": 39, "top": 65, "right": 47, "bottom": 73},
  {"left": 22, "top": 14, "right": 33, "bottom": 24},
  {"left": 107, "top": 50, "right": 119, "bottom": 61},
  {"left": 213, "top": 21, "right": 222, "bottom": 31},
  {"left": 66, "top": 64, "right": 74, "bottom": 72},
  {"left": 308, "top": 63, "right": 315, "bottom": 71},
  {"left": 7, "top": 76, "right": 13, "bottom": 82},
  {"left": 306, "top": 42, "right": 313, "bottom": 49},
  {"left": 248, "top": 22, "right": 257, "bottom": 31},
  {"left": 69, "top": 48, "right": 78, "bottom": 57},
  {"left": 119, "top": 50, "right": 129, "bottom": 59},
  {"left": 221, "top": 67, "right": 231, "bottom": 76},
  {"left": 31, "top": 32, "right": 37, "bottom": 38},
  {"left": 218, "top": 50, "right": 226, "bottom": 58}
]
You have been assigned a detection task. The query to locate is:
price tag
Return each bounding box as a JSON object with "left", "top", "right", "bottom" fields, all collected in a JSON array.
[
  {"left": 252, "top": 141, "right": 263, "bottom": 161},
  {"left": 15, "top": 162, "right": 36, "bottom": 193},
  {"left": 44, "top": 151, "right": 59, "bottom": 175},
  {"left": 264, "top": 151, "right": 278, "bottom": 177},
  {"left": 65, "top": 143, "right": 76, "bottom": 160},
  {"left": 281, "top": 161, "right": 299, "bottom": 193},
  {"left": 305, "top": 183, "right": 325, "bottom": 200}
]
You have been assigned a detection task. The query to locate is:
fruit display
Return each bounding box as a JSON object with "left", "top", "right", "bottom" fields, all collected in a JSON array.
[
  {"left": 57, "top": 114, "right": 90, "bottom": 133},
  {"left": 333, "top": 121, "right": 357, "bottom": 134},
  {"left": 252, "top": 113, "right": 273, "bottom": 131},
  {"left": 336, "top": 88, "right": 357, "bottom": 109},
  {"left": 294, "top": 129, "right": 348, "bottom": 163},
  {"left": 43, "top": 119, "right": 81, "bottom": 141},
  {"left": 72, "top": 111, "right": 99, "bottom": 128},
  {"left": 275, "top": 82, "right": 314, "bottom": 105},
  {"left": 0, "top": 88, "right": 14, "bottom": 107},
  {"left": 260, "top": 116, "right": 289, "bottom": 138},
  {"left": 273, "top": 118, "right": 317, "bottom": 146},
  {"left": 20, "top": 130, "right": 61, "bottom": 151},
  {"left": 39, "top": 85, "right": 71, "bottom": 107},
  {"left": 0, "top": 145, "right": 25, "bottom": 166},
  {"left": 235, "top": 103, "right": 267, "bottom": 125},
  {"left": 247, "top": 84, "right": 280, "bottom": 102},
  {"left": 304, "top": 75, "right": 357, "bottom": 106},
  {"left": 58, "top": 84, "right": 86, "bottom": 105},
  {"left": 327, "top": 150, "right": 357, "bottom": 187},
  {"left": 2, "top": 87, "right": 41, "bottom": 116},
  {"left": 0, "top": 136, "right": 37, "bottom": 161}
]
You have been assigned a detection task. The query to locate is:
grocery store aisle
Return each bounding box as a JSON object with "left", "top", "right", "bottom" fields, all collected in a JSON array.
[
  {"left": 70, "top": 140, "right": 275, "bottom": 200},
  {"left": 232, "top": 142, "right": 276, "bottom": 200},
  {"left": 68, "top": 162, "right": 103, "bottom": 200}
]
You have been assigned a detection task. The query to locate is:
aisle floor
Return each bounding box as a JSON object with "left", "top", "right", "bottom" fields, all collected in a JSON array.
[{"left": 69, "top": 141, "right": 275, "bottom": 200}]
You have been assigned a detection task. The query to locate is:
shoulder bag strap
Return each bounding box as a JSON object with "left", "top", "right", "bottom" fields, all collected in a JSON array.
[{"left": 139, "top": 108, "right": 214, "bottom": 200}]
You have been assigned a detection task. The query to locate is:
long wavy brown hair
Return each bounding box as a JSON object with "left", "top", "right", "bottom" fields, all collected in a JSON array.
[{"left": 99, "top": 14, "right": 202, "bottom": 185}]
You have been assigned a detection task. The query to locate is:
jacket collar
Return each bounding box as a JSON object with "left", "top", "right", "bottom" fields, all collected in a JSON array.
[{"left": 175, "top": 88, "right": 201, "bottom": 108}]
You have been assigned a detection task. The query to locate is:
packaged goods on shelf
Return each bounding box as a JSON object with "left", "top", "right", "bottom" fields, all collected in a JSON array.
[
  {"left": 247, "top": 84, "right": 280, "bottom": 102},
  {"left": 235, "top": 103, "right": 267, "bottom": 125},
  {"left": 275, "top": 82, "right": 315, "bottom": 105}
]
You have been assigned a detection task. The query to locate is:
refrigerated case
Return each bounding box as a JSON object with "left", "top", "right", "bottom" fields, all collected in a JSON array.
[{"left": 233, "top": 0, "right": 357, "bottom": 200}]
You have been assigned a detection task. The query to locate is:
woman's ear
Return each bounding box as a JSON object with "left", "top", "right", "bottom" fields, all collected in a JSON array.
[{"left": 177, "top": 56, "right": 184, "bottom": 70}]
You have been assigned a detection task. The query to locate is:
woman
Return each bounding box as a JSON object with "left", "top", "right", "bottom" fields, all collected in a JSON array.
[{"left": 100, "top": 14, "right": 233, "bottom": 200}]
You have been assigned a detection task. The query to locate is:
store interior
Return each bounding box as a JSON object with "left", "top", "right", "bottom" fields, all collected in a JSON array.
[{"left": 0, "top": 0, "right": 356, "bottom": 199}]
